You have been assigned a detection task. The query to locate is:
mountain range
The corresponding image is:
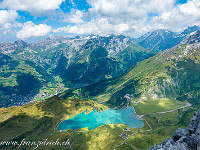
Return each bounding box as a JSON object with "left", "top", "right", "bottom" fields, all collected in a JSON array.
[
  {"left": 0, "top": 34, "right": 154, "bottom": 107},
  {"left": 65, "top": 29, "right": 200, "bottom": 109},
  {"left": 1, "top": 26, "right": 200, "bottom": 108}
]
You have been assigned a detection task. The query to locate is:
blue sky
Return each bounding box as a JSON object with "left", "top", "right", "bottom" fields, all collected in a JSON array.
[{"left": 0, "top": 0, "right": 199, "bottom": 42}]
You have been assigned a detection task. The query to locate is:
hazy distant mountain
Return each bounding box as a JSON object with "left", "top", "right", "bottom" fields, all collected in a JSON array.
[
  {"left": 135, "top": 26, "right": 200, "bottom": 53},
  {"left": 181, "top": 25, "right": 200, "bottom": 35}
]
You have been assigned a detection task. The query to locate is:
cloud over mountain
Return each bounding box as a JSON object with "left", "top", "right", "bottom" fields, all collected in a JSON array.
[
  {"left": 17, "top": 21, "right": 52, "bottom": 39},
  {"left": 0, "top": 0, "right": 200, "bottom": 41}
]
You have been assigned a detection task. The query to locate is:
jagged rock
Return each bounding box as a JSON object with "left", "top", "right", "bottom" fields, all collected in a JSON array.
[
  {"left": 173, "top": 128, "right": 188, "bottom": 141},
  {"left": 187, "top": 110, "right": 200, "bottom": 135},
  {"left": 183, "top": 136, "right": 198, "bottom": 149},
  {"left": 14, "top": 40, "right": 27, "bottom": 47},
  {"left": 183, "top": 30, "right": 200, "bottom": 44},
  {"left": 195, "top": 123, "right": 200, "bottom": 135}
]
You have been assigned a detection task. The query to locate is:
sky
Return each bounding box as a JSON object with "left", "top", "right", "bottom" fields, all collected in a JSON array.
[{"left": 0, "top": 0, "right": 199, "bottom": 42}]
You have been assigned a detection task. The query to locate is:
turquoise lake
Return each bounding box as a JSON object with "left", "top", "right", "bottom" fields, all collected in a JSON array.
[{"left": 57, "top": 107, "right": 144, "bottom": 130}]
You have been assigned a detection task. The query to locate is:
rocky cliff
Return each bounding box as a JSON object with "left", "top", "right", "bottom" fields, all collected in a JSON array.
[{"left": 149, "top": 108, "right": 200, "bottom": 150}]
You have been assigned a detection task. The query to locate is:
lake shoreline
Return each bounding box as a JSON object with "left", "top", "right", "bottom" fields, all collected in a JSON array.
[{"left": 57, "top": 106, "right": 144, "bottom": 131}]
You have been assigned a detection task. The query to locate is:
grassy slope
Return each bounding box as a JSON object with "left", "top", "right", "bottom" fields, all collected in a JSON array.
[
  {"left": 74, "top": 44, "right": 200, "bottom": 109},
  {"left": 0, "top": 96, "right": 108, "bottom": 150},
  {"left": 0, "top": 98, "right": 196, "bottom": 150},
  {"left": 0, "top": 52, "right": 70, "bottom": 107},
  {"left": 0, "top": 96, "right": 196, "bottom": 150}
]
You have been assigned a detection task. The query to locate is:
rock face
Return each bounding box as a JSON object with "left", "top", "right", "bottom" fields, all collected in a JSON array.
[
  {"left": 182, "top": 30, "right": 200, "bottom": 45},
  {"left": 149, "top": 109, "right": 200, "bottom": 150}
]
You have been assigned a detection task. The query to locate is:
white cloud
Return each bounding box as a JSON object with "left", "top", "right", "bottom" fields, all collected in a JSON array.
[
  {"left": 16, "top": 21, "right": 52, "bottom": 39},
  {"left": 0, "top": 10, "right": 18, "bottom": 24},
  {"left": 0, "top": 10, "right": 21, "bottom": 37},
  {"left": 56, "top": 0, "right": 176, "bottom": 37},
  {"left": 87, "top": 0, "right": 175, "bottom": 20},
  {"left": 0, "top": 0, "right": 65, "bottom": 16},
  {"left": 54, "top": 18, "right": 129, "bottom": 35},
  {"left": 62, "top": 10, "right": 85, "bottom": 24},
  {"left": 2, "top": 22, "right": 22, "bottom": 29},
  {"left": 1, "top": 0, "right": 200, "bottom": 41},
  {"left": 148, "top": 0, "right": 175, "bottom": 13},
  {"left": 81, "top": 0, "right": 200, "bottom": 36},
  {"left": 180, "top": 0, "right": 200, "bottom": 16},
  {"left": 145, "top": 0, "right": 200, "bottom": 33}
]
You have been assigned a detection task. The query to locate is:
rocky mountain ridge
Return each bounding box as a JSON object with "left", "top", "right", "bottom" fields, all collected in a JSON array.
[
  {"left": 135, "top": 25, "right": 200, "bottom": 53},
  {"left": 182, "top": 29, "right": 200, "bottom": 45}
]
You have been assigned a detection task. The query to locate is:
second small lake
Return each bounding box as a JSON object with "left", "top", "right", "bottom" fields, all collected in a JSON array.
[{"left": 57, "top": 107, "right": 144, "bottom": 130}]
